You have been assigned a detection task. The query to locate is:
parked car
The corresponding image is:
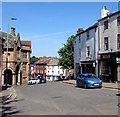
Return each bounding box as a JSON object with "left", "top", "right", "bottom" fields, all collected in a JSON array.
[
  {"left": 38, "top": 75, "right": 46, "bottom": 83},
  {"left": 28, "top": 78, "right": 36, "bottom": 85},
  {"left": 28, "top": 77, "right": 40, "bottom": 85},
  {"left": 76, "top": 73, "right": 102, "bottom": 88}
]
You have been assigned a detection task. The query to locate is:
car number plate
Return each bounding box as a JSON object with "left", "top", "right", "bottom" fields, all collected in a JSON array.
[{"left": 94, "top": 83, "right": 99, "bottom": 86}]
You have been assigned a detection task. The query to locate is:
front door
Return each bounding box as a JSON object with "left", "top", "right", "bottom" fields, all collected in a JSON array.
[{"left": 117, "top": 65, "right": 120, "bottom": 81}]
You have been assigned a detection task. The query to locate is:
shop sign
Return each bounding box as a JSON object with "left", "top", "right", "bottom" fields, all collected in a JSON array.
[
  {"left": 116, "top": 57, "right": 120, "bottom": 63},
  {"left": 102, "top": 54, "right": 110, "bottom": 59}
]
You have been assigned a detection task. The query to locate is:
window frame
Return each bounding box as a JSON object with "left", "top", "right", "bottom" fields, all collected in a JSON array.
[
  {"left": 104, "top": 37, "right": 109, "bottom": 51},
  {"left": 117, "top": 16, "right": 120, "bottom": 26},
  {"left": 117, "top": 34, "right": 120, "bottom": 49},
  {"left": 104, "top": 20, "right": 108, "bottom": 30}
]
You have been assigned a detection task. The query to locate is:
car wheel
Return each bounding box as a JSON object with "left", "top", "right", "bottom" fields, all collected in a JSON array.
[
  {"left": 76, "top": 81, "right": 79, "bottom": 87},
  {"left": 84, "top": 83, "right": 87, "bottom": 89}
]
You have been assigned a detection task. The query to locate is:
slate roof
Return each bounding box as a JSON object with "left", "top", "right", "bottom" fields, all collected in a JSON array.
[
  {"left": 47, "top": 59, "right": 59, "bottom": 66},
  {"left": 0, "top": 31, "right": 16, "bottom": 49},
  {"left": 34, "top": 57, "right": 54, "bottom": 65},
  {"left": 21, "top": 40, "right": 31, "bottom": 48}
]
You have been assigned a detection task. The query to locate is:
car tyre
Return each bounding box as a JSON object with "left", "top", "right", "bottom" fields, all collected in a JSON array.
[
  {"left": 76, "top": 81, "right": 79, "bottom": 87},
  {"left": 84, "top": 83, "right": 87, "bottom": 89}
]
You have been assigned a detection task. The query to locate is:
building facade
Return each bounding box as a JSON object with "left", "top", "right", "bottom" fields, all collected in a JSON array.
[
  {"left": 98, "top": 10, "right": 120, "bottom": 82},
  {"left": 74, "top": 24, "right": 99, "bottom": 79},
  {"left": 1, "top": 27, "right": 31, "bottom": 86},
  {"left": 74, "top": 6, "right": 120, "bottom": 82},
  {"left": 46, "top": 58, "right": 66, "bottom": 81},
  {"left": 34, "top": 56, "right": 52, "bottom": 78}
]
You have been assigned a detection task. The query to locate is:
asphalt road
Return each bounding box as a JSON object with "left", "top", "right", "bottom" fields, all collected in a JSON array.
[{"left": 3, "top": 82, "right": 119, "bottom": 115}]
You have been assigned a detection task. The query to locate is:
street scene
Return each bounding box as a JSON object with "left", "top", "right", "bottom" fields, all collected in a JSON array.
[{"left": 0, "top": 1, "right": 120, "bottom": 116}]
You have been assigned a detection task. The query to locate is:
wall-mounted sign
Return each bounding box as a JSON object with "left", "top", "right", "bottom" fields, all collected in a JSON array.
[
  {"left": 116, "top": 57, "right": 120, "bottom": 63},
  {"left": 102, "top": 54, "right": 110, "bottom": 59}
]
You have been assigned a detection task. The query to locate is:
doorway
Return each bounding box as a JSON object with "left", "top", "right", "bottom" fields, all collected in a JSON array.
[{"left": 4, "top": 69, "right": 12, "bottom": 85}]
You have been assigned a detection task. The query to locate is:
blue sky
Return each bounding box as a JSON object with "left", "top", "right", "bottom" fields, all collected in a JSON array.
[{"left": 2, "top": 2, "right": 118, "bottom": 57}]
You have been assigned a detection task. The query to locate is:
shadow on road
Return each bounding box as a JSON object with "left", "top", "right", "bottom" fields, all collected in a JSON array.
[{"left": 1, "top": 95, "right": 24, "bottom": 116}]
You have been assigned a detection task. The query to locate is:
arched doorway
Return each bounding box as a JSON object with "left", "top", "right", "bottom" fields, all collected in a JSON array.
[{"left": 4, "top": 69, "right": 13, "bottom": 85}]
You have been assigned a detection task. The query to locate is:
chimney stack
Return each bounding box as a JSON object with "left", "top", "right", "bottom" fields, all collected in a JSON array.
[
  {"left": 77, "top": 28, "right": 84, "bottom": 35},
  {"left": 11, "top": 27, "right": 16, "bottom": 36},
  {"left": 101, "top": 6, "right": 110, "bottom": 18}
]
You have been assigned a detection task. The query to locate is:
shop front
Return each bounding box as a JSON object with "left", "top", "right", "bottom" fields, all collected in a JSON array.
[
  {"left": 81, "top": 61, "right": 95, "bottom": 75},
  {"left": 99, "top": 53, "right": 117, "bottom": 82}
]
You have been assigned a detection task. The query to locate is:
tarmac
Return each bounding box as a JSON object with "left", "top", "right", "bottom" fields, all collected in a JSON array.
[{"left": 1, "top": 80, "right": 119, "bottom": 105}]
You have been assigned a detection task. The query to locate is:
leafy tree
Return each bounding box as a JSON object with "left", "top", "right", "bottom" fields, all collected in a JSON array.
[
  {"left": 58, "top": 35, "right": 74, "bottom": 69},
  {"left": 30, "top": 56, "right": 39, "bottom": 64}
]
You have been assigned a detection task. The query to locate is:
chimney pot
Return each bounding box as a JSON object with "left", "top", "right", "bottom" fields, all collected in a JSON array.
[
  {"left": 104, "top": 6, "right": 107, "bottom": 10},
  {"left": 77, "top": 28, "right": 84, "bottom": 35}
]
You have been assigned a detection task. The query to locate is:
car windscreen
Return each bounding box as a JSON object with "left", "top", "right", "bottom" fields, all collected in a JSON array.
[{"left": 84, "top": 74, "right": 96, "bottom": 78}]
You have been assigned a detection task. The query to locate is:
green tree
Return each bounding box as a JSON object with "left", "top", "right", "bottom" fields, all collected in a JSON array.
[
  {"left": 30, "top": 56, "right": 39, "bottom": 64},
  {"left": 58, "top": 35, "right": 74, "bottom": 69}
]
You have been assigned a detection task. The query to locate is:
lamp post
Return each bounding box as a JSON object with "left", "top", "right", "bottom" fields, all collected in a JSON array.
[{"left": 6, "top": 18, "right": 16, "bottom": 88}]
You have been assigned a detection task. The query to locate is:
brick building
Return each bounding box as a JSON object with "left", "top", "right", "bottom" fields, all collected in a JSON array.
[{"left": 1, "top": 27, "right": 31, "bottom": 86}]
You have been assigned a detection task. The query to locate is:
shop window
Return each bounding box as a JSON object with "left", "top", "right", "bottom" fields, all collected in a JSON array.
[
  {"left": 117, "top": 16, "right": 120, "bottom": 26},
  {"left": 104, "top": 37, "right": 109, "bottom": 51},
  {"left": 117, "top": 34, "right": 120, "bottom": 49}
]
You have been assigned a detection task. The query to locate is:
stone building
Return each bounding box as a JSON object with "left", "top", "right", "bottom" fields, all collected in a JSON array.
[{"left": 1, "top": 27, "right": 31, "bottom": 86}]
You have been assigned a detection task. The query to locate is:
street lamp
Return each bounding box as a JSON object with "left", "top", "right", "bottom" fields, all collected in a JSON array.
[{"left": 6, "top": 18, "right": 16, "bottom": 88}]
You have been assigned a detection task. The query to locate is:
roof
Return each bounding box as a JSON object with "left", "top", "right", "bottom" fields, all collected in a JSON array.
[
  {"left": 47, "top": 59, "right": 59, "bottom": 66},
  {"left": 34, "top": 57, "right": 54, "bottom": 65},
  {"left": 21, "top": 40, "right": 31, "bottom": 48},
  {"left": 74, "top": 22, "right": 98, "bottom": 38},
  {"left": 0, "top": 31, "right": 16, "bottom": 49},
  {"left": 98, "top": 10, "right": 120, "bottom": 22}
]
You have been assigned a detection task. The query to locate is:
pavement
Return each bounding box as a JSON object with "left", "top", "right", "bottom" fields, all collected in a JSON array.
[
  {"left": 62, "top": 79, "right": 120, "bottom": 90},
  {"left": 1, "top": 86, "right": 17, "bottom": 102}
]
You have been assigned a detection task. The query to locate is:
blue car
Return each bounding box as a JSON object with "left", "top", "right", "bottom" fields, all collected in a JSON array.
[{"left": 76, "top": 73, "right": 102, "bottom": 88}]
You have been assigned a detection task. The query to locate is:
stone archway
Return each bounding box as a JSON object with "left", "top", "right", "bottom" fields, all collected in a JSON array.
[{"left": 4, "top": 69, "right": 13, "bottom": 85}]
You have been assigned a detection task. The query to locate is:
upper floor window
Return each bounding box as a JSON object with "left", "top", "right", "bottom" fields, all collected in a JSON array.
[
  {"left": 104, "top": 20, "right": 108, "bottom": 30},
  {"left": 22, "top": 62, "right": 27, "bottom": 76},
  {"left": 79, "top": 35, "right": 81, "bottom": 43},
  {"left": 104, "top": 37, "right": 109, "bottom": 51},
  {"left": 79, "top": 49, "right": 81, "bottom": 58},
  {"left": 86, "top": 46, "right": 90, "bottom": 57},
  {"left": 58, "top": 71, "right": 60, "bottom": 74},
  {"left": 23, "top": 52, "right": 27, "bottom": 58},
  {"left": 87, "top": 31, "right": 89, "bottom": 40},
  {"left": 117, "top": 16, "right": 120, "bottom": 26},
  {"left": 117, "top": 34, "right": 120, "bottom": 49}
]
